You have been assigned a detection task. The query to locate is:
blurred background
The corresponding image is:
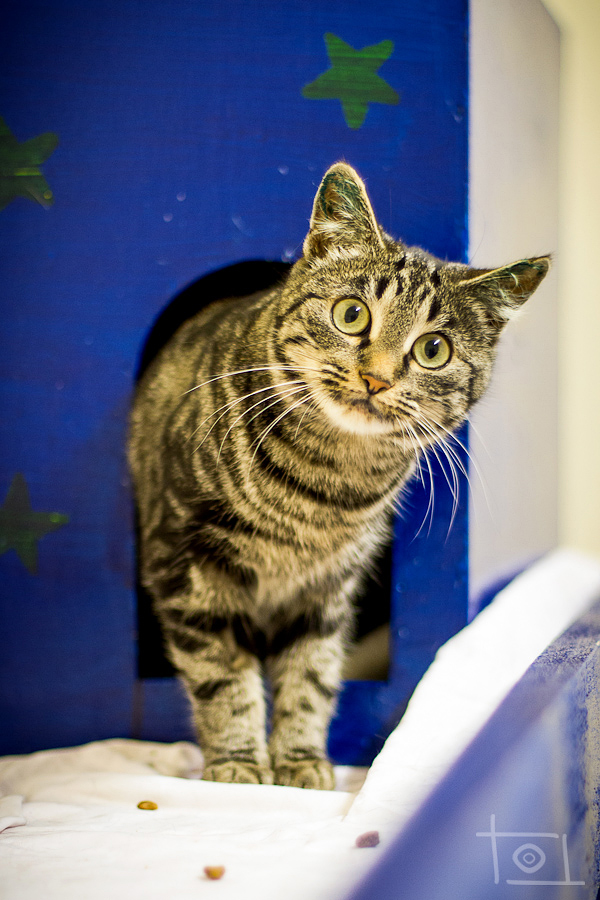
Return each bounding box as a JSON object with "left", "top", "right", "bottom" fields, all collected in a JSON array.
[
  {"left": 542, "top": 0, "right": 600, "bottom": 558},
  {"left": 1, "top": 0, "right": 598, "bottom": 758},
  {"left": 468, "top": 0, "right": 600, "bottom": 600}
]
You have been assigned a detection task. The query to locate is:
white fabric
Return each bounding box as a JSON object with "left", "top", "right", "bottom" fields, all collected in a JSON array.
[
  {"left": 0, "top": 795, "right": 26, "bottom": 833},
  {"left": 346, "top": 546, "right": 600, "bottom": 833},
  {"left": 1, "top": 547, "right": 599, "bottom": 900}
]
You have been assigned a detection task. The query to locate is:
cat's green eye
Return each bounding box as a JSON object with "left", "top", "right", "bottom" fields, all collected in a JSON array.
[
  {"left": 331, "top": 298, "right": 371, "bottom": 335},
  {"left": 412, "top": 333, "right": 452, "bottom": 369}
]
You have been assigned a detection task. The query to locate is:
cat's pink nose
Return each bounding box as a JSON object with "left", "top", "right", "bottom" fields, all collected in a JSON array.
[{"left": 361, "top": 373, "right": 392, "bottom": 395}]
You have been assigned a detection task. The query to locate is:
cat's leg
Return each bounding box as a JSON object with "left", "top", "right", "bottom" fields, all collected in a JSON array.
[
  {"left": 267, "top": 592, "right": 352, "bottom": 790},
  {"left": 157, "top": 573, "right": 271, "bottom": 785}
]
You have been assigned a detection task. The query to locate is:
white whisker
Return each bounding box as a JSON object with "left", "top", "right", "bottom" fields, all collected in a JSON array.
[
  {"left": 189, "top": 379, "right": 305, "bottom": 448},
  {"left": 187, "top": 379, "right": 304, "bottom": 441},
  {"left": 247, "top": 390, "right": 314, "bottom": 480},
  {"left": 416, "top": 419, "right": 460, "bottom": 527},
  {"left": 395, "top": 417, "right": 425, "bottom": 488},
  {"left": 217, "top": 383, "right": 308, "bottom": 461},
  {"left": 293, "top": 392, "right": 320, "bottom": 441},
  {"left": 243, "top": 384, "right": 309, "bottom": 436},
  {"left": 183, "top": 365, "right": 321, "bottom": 396},
  {"left": 419, "top": 412, "right": 491, "bottom": 519},
  {"left": 407, "top": 424, "right": 435, "bottom": 538}
]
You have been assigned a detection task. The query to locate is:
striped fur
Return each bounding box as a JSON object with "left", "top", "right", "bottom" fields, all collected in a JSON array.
[{"left": 129, "top": 163, "right": 549, "bottom": 788}]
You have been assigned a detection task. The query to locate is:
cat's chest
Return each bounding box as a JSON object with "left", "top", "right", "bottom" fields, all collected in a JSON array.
[
  {"left": 240, "top": 514, "right": 387, "bottom": 609},
  {"left": 252, "top": 555, "right": 344, "bottom": 611},
  {"left": 225, "top": 450, "right": 403, "bottom": 601}
]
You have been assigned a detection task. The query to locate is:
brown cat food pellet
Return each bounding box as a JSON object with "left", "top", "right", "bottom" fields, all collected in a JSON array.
[
  {"left": 137, "top": 800, "right": 158, "bottom": 810},
  {"left": 355, "top": 830, "right": 380, "bottom": 848},
  {"left": 204, "top": 866, "right": 225, "bottom": 880}
]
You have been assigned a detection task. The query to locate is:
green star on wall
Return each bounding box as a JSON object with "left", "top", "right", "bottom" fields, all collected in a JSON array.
[
  {"left": 0, "top": 473, "right": 69, "bottom": 574},
  {"left": 0, "top": 117, "right": 59, "bottom": 211},
  {"left": 302, "top": 33, "right": 400, "bottom": 129}
]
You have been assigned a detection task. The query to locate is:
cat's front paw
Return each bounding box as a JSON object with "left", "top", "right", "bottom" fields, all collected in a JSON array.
[
  {"left": 203, "top": 761, "right": 273, "bottom": 785},
  {"left": 273, "top": 758, "right": 334, "bottom": 790}
]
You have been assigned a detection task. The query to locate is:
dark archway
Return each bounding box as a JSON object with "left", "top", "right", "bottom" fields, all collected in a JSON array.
[{"left": 134, "top": 260, "right": 390, "bottom": 679}]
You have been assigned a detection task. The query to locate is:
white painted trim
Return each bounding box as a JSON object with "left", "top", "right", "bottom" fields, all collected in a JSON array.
[{"left": 468, "top": 0, "right": 560, "bottom": 605}]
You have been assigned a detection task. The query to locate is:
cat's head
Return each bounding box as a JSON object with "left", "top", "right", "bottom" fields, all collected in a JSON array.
[{"left": 277, "top": 162, "right": 549, "bottom": 441}]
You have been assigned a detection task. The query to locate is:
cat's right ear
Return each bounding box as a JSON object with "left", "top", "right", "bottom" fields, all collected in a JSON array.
[{"left": 303, "top": 163, "right": 385, "bottom": 260}]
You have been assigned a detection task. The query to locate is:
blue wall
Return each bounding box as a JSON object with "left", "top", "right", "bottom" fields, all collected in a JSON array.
[{"left": 0, "top": 0, "right": 468, "bottom": 759}]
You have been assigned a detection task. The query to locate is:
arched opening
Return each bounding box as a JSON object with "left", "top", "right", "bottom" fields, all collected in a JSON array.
[{"left": 133, "top": 259, "right": 391, "bottom": 681}]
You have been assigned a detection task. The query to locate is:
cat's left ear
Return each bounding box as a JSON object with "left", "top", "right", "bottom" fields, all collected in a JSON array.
[
  {"left": 457, "top": 256, "right": 551, "bottom": 327},
  {"left": 303, "top": 163, "right": 386, "bottom": 260}
]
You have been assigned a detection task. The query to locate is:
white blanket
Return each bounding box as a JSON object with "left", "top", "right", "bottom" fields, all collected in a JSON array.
[{"left": 2, "top": 548, "right": 600, "bottom": 900}]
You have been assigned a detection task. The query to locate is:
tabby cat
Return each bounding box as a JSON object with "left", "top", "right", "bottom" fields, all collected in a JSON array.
[{"left": 129, "top": 163, "right": 549, "bottom": 789}]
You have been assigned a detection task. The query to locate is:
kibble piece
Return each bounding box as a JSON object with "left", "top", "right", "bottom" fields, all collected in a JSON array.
[
  {"left": 203, "top": 866, "right": 225, "bottom": 880},
  {"left": 137, "top": 800, "right": 158, "bottom": 810},
  {"left": 355, "top": 830, "right": 380, "bottom": 848}
]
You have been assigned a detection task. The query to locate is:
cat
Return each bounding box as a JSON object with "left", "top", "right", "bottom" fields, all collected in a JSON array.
[{"left": 129, "top": 162, "right": 549, "bottom": 789}]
